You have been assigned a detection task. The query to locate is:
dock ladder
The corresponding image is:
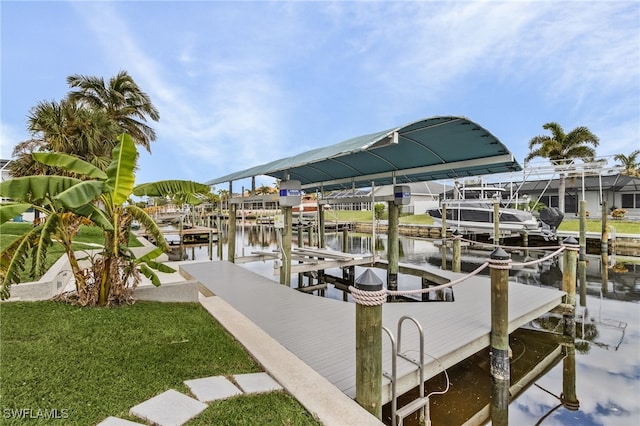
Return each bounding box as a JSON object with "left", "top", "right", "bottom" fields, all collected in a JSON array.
[{"left": 383, "top": 315, "right": 430, "bottom": 426}]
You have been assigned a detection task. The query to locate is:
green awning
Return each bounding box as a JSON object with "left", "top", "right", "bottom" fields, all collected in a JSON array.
[{"left": 206, "top": 116, "right": 521, "bottom": 191}]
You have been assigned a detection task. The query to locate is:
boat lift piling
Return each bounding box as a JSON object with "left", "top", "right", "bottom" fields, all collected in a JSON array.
[
  {"left": 488, "top": 247, "right": 511, "bottom": 426},
  {"left": 601, "top": 201, "right": 609, "bottom": 295}
]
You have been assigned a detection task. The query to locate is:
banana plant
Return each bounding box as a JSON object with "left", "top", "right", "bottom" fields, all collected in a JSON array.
[{"left": 0, "top": 133, "right": 210, "bottom": 305}]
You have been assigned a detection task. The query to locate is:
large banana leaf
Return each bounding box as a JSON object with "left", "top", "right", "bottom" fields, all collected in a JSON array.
[
  {"left": 133, "top": 180, "right": 210, "bottom": 198},
  {"left": 33, "top": 152, "right": 108, "bottom": 180},
  {"left": 55, "top": 181, "right": 105, "bottom": 208},
  {"left": 106, "top": 133, "right": 137, "bottom": 206},
  {"left": 0, "top": 176, "right": 82, "bottom": 203},
  {"left": 33, "top": 214, "right": 58, "bottom": 277},
  {"left": 0, "top": 203, "right": 33, "bottom": 225},
  {"left": 1, "top": 225, "right": 43, "bottom": 300},
  {"left": 125, "top": 204, "right": 168, "bottom": 251},
  {"left": 70, "top": 204, "right": 114, "bottom": 231}
]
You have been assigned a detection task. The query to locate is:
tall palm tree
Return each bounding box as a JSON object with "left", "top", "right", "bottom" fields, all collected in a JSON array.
[
  {"left": 614, "top": 150, "right": 640, "bottom": 176},
  {"left": 9, "top": 99, "right": 119, "bottom": 177},
  {"left": 526, "top": 122, "right": 599, "bottom": 212},
  {"left": 67, "top": 71, "right": 159, "bottom": 152}
]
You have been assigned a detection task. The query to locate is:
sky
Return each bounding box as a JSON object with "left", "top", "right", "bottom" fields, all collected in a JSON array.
[{"left": 1, "top": 0, "right": 639, "bottom": 192}]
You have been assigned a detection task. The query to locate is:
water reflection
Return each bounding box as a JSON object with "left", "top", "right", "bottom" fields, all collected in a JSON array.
[{"left": 185, "top": 224, "right": 640, "bottom": 425}]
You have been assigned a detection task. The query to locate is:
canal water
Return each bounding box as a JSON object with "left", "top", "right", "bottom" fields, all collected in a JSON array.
[{"left": 178, "top": 224, "right": 639, "bottom": 425}]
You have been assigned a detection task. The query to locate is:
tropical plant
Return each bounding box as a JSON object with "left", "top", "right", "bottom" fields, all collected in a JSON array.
[
  {"left": 0, "top": 133, "right": 210, "bottom": 306},
  {"left": 526, "top": 122, "right": 599, "bottom": 212},
  {"left": 9, "top": 98, "right": 120, "bottom": 177},
  {"left": 614, "top": 150, "right": 640, "bottom": 176},
  {"left": 611, "top": 208, "right": 627, "bottom": 219},
  {"left": 67, "top": 71, "right": 159, "bottom": 152},
  {"left": 255, "top": 184, "right": 276, "bottom": 195}
]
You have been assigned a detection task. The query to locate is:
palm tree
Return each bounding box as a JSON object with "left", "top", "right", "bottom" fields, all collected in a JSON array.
[
  {"left": 9, "top": 99, "right": 119, "bottom": 177},
  {"left": 614, "top": 150, "right": 640, "bottom": 176},
  {"left": 526, "top": 122, "right": 599, "bottom": 212},
  {"left": 67, "top": 71, "right": 159, "bottom": 152}
]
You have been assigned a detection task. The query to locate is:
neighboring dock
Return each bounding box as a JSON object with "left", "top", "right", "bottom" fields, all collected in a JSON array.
[{"left": 180, "top": 260, "right": 564, "bottom": 405}]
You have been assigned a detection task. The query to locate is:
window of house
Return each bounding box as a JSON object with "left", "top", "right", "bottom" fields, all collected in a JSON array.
[{"left": 621, "top": 193, "right": 636, "bottom": 208}]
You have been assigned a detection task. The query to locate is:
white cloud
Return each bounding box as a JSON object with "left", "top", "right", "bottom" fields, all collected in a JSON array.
[{"left": 0, "top": 123, "right": 27, "bottom": 159}]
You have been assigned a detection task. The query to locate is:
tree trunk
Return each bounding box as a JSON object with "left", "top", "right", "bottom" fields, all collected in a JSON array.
[
  {"left": 65, "top": 248, "right": 85, "bottom": 292},
  {"left": 98, "top": 256, "right": 111, "bottom": 306},
  {"left": 558, "top": 173, "right": 566, "bottom": 213}
]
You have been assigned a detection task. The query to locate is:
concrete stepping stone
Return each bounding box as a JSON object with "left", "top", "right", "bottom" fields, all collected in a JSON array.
[
  {"left": 97, "top": 417, "right": 143, "bottom": 425},
  {"left": 184, "top": 375, "right": 243, "bottom": 402},
  {"left": 233, "top": 372, "right": 283, "bottom": 394},
  {"left": 129, "top": 389, "right": 207, "bottom": 426}
]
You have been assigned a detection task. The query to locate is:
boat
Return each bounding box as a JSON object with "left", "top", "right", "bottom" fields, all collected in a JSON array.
[
  {"left": 292, "top": 197, "right": 330, "bottom": 217},
  {"left": 427, "top": 187, "right": 542, "bottom": 236}
]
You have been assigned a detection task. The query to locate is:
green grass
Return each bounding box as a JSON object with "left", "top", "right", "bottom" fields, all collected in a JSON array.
[
  {"left": 0, "top": 223, "right": 143, "bottom": 282},
  {"left": 557, "top": 218, "right": 640, "bottom": 234},
  {"left": 325, "top": 210, "right": 638, "bottom": 235},
  {"left": 0, "top": 301, "right": 320, "bottom": 425}
]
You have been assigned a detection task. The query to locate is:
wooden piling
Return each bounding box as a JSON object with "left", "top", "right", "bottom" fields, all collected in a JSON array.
[
  {"left": 216, "top": 215, "right": 223, "bottom": 260},
  {"left": 493, "top": 201, "right": 500, "bottom": 244},
  {"left": 452, "top": 231, "right": 461, "bottom": 273},
  {"left": 298, "top": 211, "right": 304, "bottom": 248},
  {"left": 228, "top": 204, "right": 236, "bottom": 263},
  {"left": 578, "top": 200, "right": 587, "bottom": 306},
  {"left": 489, "top": 247, "right": 510, "bottom": 424},
  {"left": 280, "top": 206, "right": 293, "bottom": 286},
  {"left": 601, "top": 201, "right": 609, "bottom": 294},
  {"left": 441, "top": 203, "right": 447, "bottom": 270},
  {"left": 387, "top": 201, "right": 399, "bottom": 300},
  {"left": 342, "top": 226, "right": 349, "bottom": 253},
  {"left": 179, "top": 216, "right": 184, "bottom": 261},
  {"left": 562, "top": 237, "right": 578, "bottom": 339},
  {"left": 354, "top": 269, "right": 383, "bottom": 420},
  {"left": 319, "top": 206, "right": 326, "bottom": 249},
  {"left": 562, "top": 342, "right": 580, "bottom": 411}
]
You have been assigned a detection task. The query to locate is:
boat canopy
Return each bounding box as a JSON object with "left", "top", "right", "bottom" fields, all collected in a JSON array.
[{"left": 206, "top": 116, "right": 522, "bottom": 192}]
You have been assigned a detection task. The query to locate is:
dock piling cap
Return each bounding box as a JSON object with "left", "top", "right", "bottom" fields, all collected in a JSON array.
[
  {"left": 563, "top": 236, "right": 579, "bottom": 245},
  {"left": 355, "top": 268, "right": 383, "bottom": 292},
  {"left": 490, "top": 247, "right": 511, "bottom": 260}
]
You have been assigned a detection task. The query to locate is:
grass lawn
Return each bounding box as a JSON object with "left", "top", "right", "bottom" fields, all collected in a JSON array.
[
  {"left": 0, "top": 301, "right": 321, "bottom": 425},
  {"left": 324, "top": 210, "right": 639, "bottom": 235}
]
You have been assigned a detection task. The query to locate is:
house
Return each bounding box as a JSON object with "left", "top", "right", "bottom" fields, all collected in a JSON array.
[
  {"left": 515, "top": 173, "right": 640, "bottom": 219},
  {"left": 1, "top": 158, "right": 37, "bottom": 222},
  {"left": 323, "top": 181, "right": 448, "bottom": 214}
]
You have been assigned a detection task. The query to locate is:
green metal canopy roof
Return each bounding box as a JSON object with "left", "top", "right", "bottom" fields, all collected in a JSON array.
[{"left": 206, "top": 116, "right": 522, "bottom": 191}]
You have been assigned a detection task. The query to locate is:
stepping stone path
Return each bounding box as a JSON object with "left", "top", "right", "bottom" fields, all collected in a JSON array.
[{"left": 97, "top": 372, "right": 283, "bottom": 426}]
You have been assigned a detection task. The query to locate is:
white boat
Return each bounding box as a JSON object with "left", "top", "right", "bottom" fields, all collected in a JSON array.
[{"left": 427, "top": 187, "right": 541, "bottom": 235}]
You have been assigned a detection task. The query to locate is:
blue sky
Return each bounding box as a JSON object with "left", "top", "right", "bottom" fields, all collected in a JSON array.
[{"left": 2, "top": 1, "right": 639, "bottom": 190}]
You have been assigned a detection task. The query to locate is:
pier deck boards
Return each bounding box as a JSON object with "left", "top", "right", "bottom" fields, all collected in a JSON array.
[{"left": 180, "top": 261, "right": 564, "bottom": 404}]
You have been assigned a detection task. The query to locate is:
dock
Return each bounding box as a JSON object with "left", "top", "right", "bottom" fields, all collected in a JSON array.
[
  {"left": 180, "top": 260, "right": 564, "bottom": 405},
  {"left": 136, "top": 225, "right": 218, "bottom": 246}
]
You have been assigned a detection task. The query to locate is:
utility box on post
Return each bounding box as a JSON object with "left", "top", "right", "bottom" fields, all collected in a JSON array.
[
  {"left": 394, "top": 185, "right": 411, "bottom": 205},
  {"left": 279, "top": 180, "right": 302, "bottom": 207}
]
